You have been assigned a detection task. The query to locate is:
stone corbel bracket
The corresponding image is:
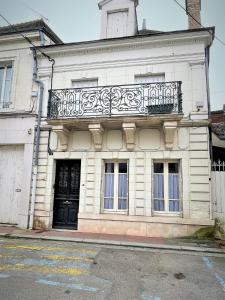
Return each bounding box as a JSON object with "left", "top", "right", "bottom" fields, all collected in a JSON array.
[
  {"left": 163, "top": 121, "right": 177, "bottom": 150},
  {"left": 52, "top": 125, "right": 69, "bottom": 151},
  {"left": 122, "top": 122, "right": 136, "bottom": 151},
  {"left": 88, "top": 123, "right": 104, "bottom": 150}
]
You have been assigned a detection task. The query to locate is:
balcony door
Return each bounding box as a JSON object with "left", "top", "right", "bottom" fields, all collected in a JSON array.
[{"left": 53, "top": 160, "right": 81, "bottom": 230}]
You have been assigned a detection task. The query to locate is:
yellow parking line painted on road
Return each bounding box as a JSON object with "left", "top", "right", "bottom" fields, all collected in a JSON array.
[
  {"left": 0, "top": 245, "right": 97, "bottom": 255},
  {"left": 0, "top": 253, "right": 93, "bottom": 263},
  {"left": 0, "top": 264, "right": 87, "bottom": 276},
  {"left": 42, "top": 254, "right": 93, "bottom": 263}
]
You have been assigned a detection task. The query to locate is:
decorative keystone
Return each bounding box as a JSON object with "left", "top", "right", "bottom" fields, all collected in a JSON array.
[
  {"left": 122, "top": 122, "right": 136, "bottom": 151},
  {"left": 163, "top": 121, "right": 177, "bottom": 150},
  {"left": 52, "top": 125, "right": 69, "bottom": 151},
  {"left": 88, "top": 123, "right": 104, "bottom": 150}
]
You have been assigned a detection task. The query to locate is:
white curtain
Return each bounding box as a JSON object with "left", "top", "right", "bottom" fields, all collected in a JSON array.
[
  {"left": 104, "top": 174, "right": 114, "bottom": 209},
  {"left": 169, "top": 174, "right": 179, "bottom": 212},
  {"left": 118, "top": 174, "right": 127, "bottom": 209},
  {"left": 153, "top": 174, "right": 164, "bottom": 211}
]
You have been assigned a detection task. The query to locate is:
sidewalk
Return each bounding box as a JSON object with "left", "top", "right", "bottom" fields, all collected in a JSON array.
[{"left": 0, "top": 225, "right": 225, "bottom": 254}]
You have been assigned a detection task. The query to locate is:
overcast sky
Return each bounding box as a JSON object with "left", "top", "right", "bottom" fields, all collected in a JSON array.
[{"left": 0, "top": 0, "right": 224, "bottom": 110}]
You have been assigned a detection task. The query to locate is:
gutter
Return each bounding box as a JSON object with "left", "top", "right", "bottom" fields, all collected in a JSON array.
[{"left": 205, "top": 45, "right": 213, "bottom": 221}]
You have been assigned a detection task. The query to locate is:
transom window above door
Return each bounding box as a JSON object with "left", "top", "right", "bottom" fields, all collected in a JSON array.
[
  {"left": 103, "top": 161, "right": 128, "bottom": 212},
  {"left": 153, "top": 161, "right": 181, "bottom": 214},
  {"left": 0, "top": 64, "right": 13, "bottom": 109}
]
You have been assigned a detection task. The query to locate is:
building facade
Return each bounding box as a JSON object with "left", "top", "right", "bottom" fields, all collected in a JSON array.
[
  {"left": 0, "top": 20, "right": 62, "bottom": 228},
  {"left": 32, "top": 0, "right": 215, "bottom": 237}
]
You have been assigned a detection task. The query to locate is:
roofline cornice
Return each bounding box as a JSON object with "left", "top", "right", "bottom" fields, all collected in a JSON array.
[
  {"left": 0, "top": 31, "right": 40, "bottom": 43},
  {"left": 35, "top": 28, "right": 214, "bottom": 57}
]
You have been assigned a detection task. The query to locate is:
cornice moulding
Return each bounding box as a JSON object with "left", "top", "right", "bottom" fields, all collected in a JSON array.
[
  {"left": 37, "top": 32, "right": 212, "bottom": 57},
  {"left": 38, "top": 53, "right": 205, "bottom": 76},
  {"left": 0, "top": 32, "right": 39, "bottom": 44}
]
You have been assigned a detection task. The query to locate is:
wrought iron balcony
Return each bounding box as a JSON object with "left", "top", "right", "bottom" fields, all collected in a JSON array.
[{"left": 47, "top": 81, "right": 182, "bottom": 119}]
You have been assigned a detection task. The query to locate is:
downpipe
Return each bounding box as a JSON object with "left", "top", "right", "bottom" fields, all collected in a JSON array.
[{"left": 28, "top": 49, "right": 44, "bottom": 229}]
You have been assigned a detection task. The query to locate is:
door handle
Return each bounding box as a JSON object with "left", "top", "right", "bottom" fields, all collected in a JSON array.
[{"left": 63, "top": 201, "right": 72, "bottom": 205}]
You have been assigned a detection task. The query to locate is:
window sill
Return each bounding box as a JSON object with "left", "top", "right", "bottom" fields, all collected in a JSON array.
[
  {"left": 0, "top": 104, "right": 14, "bottom": 112},
  {"left": 153, "top": 211, "right": 182, "bottom": 217},
  {"left": 101, "top": 210, "right": 128, "bottom": 215}
]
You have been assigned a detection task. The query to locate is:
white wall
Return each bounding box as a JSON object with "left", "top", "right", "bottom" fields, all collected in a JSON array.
[{"left": 38, "top": 34, "right": 209, "bottom": 118}]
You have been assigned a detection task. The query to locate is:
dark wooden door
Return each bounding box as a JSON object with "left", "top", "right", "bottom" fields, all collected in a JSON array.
[{"left": 53, "top": 160, "right": 81, "bottom": 229}]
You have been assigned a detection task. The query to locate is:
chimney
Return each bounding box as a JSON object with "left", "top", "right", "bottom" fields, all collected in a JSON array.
[{"left": 185, "top": 0, "right": 201, "bottom": 29}]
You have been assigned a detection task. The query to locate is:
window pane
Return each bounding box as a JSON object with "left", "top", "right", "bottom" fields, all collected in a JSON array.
[
  {"left": 154, "top": 163, "right": 164, "bottom": 173},
  {"left": 118, "top": 173, "right": 127, "bottom": 210},
  {"left": 119, "top": 163, "right": 127, "bottom": 174},
  {"left": 169, "top": 163, "right": 179, "bottom": 174},
  {"left": 3, "top": 66, "right": 12, "bottom": 105},
  {"left": 169, "top": 174, "right": 179, "bottom": 212},
  {"left": 3, "top": 80, "right": 11, "bottom": 104},
  {"left": 5, "top": 66, "right": 12, "bottom": 80},
  {"left": 0, "top": 67, "right": 4, "bottom": 99},
  {"left": 153, "top": 174, "right": 164, "bottom": 211},
  {"left": 104, "top": 174, "right": 114, "bottom": 209},
  {"left": 105, "top": 163, "right": 114, "bottom": 173}
]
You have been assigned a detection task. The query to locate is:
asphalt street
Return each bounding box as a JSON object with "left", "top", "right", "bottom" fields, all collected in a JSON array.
[{"left": 0, "top": 237, "right": 225, "bottom": 300}]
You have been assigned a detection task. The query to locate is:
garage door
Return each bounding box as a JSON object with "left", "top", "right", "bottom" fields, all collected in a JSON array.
[{"left": 0, "top": 145, "right": 24, "bottom": 224}]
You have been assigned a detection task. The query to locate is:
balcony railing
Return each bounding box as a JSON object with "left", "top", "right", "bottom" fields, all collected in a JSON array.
[{"left": 47, "top": 81, "right": 182, "bottom": 119}]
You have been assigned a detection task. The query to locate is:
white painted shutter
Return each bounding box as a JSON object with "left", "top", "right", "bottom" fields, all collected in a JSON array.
[{"left": 107, "top": 11, "right": 128, "bottom": 38}]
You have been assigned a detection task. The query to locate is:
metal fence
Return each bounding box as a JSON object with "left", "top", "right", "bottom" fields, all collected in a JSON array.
[
  {"left": 47, "top": 81, "right": 182, "bottom": 119},
  {"left": 212, "top": 161, "right": 225, "bottom": 221}
]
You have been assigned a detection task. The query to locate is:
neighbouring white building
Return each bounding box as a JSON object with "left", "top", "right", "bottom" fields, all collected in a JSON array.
[
  {"left": 0, "top": 20, "right": 62, "bottom": 228},
  {"left": 31, "top": 0, "right": 215, "bottom": 237}
]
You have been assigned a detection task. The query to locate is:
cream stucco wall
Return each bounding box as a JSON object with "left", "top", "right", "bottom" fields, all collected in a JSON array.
[
  {"left": 33, "top": 124, "right": 213, "bottom": 237},
  {"left": 32, "top": 29, "right": 213, "bottom": 236}
]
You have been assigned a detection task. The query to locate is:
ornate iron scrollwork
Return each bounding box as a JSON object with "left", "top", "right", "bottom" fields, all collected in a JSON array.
[{"left": 48, "top": 81, "right": 182, "bottom": 119}]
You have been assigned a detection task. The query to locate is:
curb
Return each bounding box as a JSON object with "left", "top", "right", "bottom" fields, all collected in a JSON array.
[{"left": 0, "top": 232, "right": 225, "bottom": 255}]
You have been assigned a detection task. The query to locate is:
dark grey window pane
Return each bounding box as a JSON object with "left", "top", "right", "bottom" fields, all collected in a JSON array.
[
  {"left": 105, "top": 163, "right": 114, "bottom": 173},
  {"left": 119, "top": 163, "right": 127, "bottom": 173},
  {"left": 169, "top": 163, "right": 179, "bottom": 173},
  {"left": 154, "top": 163, "right": 164, "bottom": 173}
]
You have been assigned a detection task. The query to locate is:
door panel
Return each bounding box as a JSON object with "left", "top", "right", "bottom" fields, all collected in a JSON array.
[
  {"left": 53, "top": 160, "right": 81, "bottom": 229},
  {"left": 0, "top": 145, "right": 24, "bottom": 224}
]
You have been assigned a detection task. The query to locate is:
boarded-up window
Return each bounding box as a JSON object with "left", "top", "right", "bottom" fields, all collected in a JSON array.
[{"left": 107, "top": 11, "right": 128, "bottom": 38}]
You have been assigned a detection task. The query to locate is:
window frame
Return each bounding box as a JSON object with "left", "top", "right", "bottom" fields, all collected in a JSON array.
[
  {"left": 152, "top": 160, "right": 182, "bottom": 216},
  {"left": 102, "top": 160, "right": 129, "bottom": 214},
  {"left": 71, "top": 78, "right": 98, "bottom": 89},
  {"left": 0, "top": 63, "right": 13, "bottom": 109},
  {"left": 135, "top": 73, "right": 166, "bottom": 84}
]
